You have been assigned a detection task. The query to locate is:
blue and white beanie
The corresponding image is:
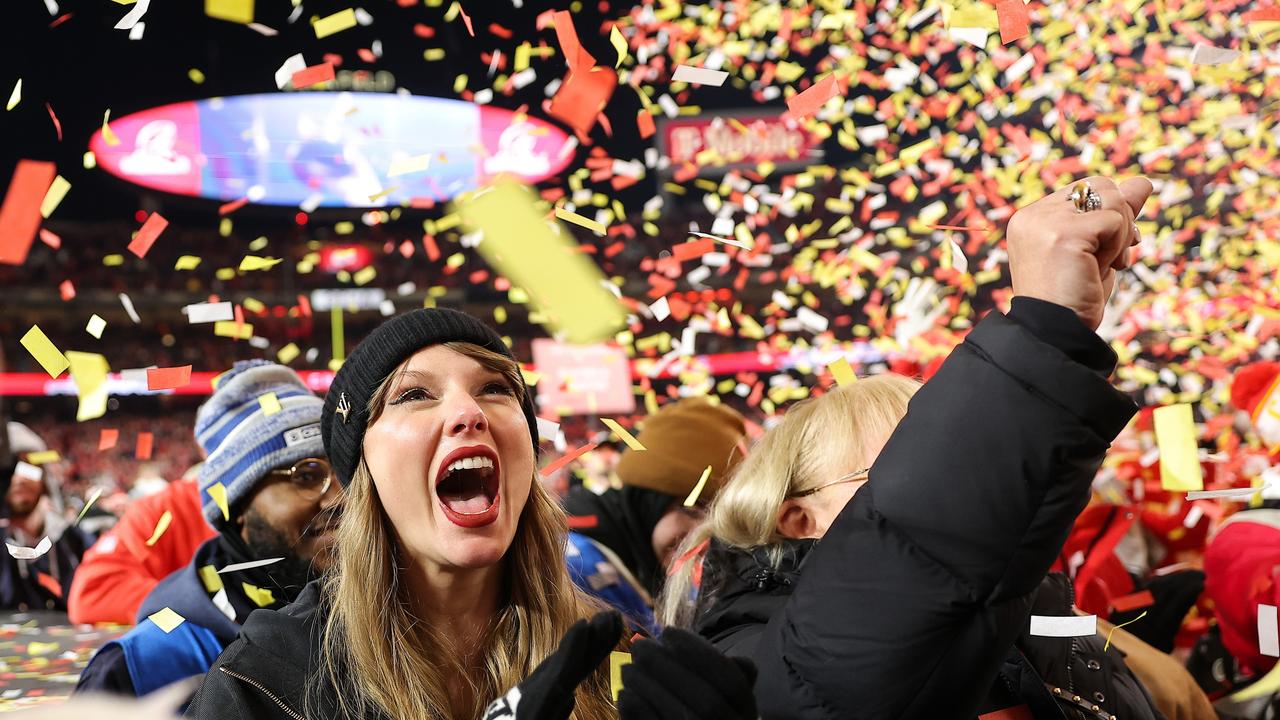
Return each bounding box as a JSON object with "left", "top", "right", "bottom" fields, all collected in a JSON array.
[{"left": 195, "top": 360, "right": 325, "bottom": 527}]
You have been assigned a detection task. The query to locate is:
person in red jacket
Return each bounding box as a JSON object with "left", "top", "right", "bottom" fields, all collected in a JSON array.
[{"left": 67, "top": 471, "right": 215, "bottom": 625}]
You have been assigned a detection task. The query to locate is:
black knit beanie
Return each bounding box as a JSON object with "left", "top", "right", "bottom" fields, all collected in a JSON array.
[{"left": 322, "top": 308, "right": 541, "bottom": 487}]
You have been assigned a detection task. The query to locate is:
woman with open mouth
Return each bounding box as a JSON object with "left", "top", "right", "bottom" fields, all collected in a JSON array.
[{"left": 185, "top": 307, "right": 758, "bottom": 720}]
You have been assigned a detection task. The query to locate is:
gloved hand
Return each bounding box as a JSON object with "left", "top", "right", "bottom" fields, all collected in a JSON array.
[
  {"left": 618, "top": 626, "right": 759, "bottom": 720},
  {"left": 482, "top": 611, "right": 622, "bottom": 720}
]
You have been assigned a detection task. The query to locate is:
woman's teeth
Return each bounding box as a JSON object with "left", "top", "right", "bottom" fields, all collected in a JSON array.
[{"left": 445, "top": 456, "right": 495, "bottom": 475}]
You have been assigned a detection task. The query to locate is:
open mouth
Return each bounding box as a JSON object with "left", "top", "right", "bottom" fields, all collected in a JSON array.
[{"left": 434, "top": 446, "right": 501, "bottom": 528}]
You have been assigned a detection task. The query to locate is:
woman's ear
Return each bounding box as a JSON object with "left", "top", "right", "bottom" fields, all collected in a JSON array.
[{"left": 775, "top": 498, "right": 817, "bottom": 540}]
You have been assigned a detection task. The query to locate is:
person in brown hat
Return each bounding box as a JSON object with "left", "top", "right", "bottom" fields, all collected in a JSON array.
[{"left": 561, "top": 397, "right": 746, "bottom": 626}]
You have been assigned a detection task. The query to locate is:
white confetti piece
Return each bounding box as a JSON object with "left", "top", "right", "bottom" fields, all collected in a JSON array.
[
  {"left": 7, "top": 537, "right": 52, "bottom": 561},
  {"left": 1185, "top": 486, "right": 1268, "bottom": 500},
  {"left": 217, "top": 558, "right": 285, "bottom": 574},
  {"left": 119, "top": 293, "right": 141, "bottom": 323},
  {"left": 114, "top": 0, "right": 150, "bottom": 29},
  {"left": 13, "top": 462, "right": 41, "bottom": 482},
  {"left": 275, "top": 53, "right": 307, "bottom": 89},
  {"left": 650, "top": 296, "right": 671, "bottom": 321},
  {"left": 1261, "top": 604, "right": 1279, "bottom": 658},
  {"left": 1190, "top": 43, "right": 1240, "bottom": 66},
  {"left": 672, "top": 65, "right": 729, "bottom": 86},
  {"left": 535, "top": 416, "right": 561, "bottom": 443},
  {"left": 185, "top": 301, "right": 234, "bottom": 324},
  {"left": 1030, "top": 614, "right": 1097, "bottom": 638}
]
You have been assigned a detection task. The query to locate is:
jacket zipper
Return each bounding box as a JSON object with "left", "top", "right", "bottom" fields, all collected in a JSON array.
[{"left": 219, "top": 666, "right": 307, "bottom": 720}]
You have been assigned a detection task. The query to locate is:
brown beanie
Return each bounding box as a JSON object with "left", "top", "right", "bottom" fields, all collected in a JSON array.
[{"left": 615, "top": 397, "right": 746, "bottom": 504}]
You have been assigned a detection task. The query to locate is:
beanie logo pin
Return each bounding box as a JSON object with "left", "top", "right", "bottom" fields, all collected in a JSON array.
[{"left": 336, "top": 392, "right": 352, "bottom": 424}]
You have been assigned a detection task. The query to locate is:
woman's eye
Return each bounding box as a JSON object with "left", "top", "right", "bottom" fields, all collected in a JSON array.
[
  {"left": 391, "top": 387, "right": 431, "bottom": 405},
  {"left": 482, "top": 382, "right": 514, "bottom": 396}
]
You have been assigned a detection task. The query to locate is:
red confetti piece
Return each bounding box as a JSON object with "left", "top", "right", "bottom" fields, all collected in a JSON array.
[
  {"left": 58, "top": 279, "right": 75, "bottom": 301},
  {"left": 548, "top": 67, "right": 617, "bottom": 140},
  {"left": 49, "top": 12, "right": 72, "bottom": 28},
  {"left": 566, "top": 515, "right": 599, "bottom": 529},
  {"left": 540, "top": 442, "right": 598, "bottom": 477},
  {"left": 637, "top": 109, "right": 656, "bottom": 139},
  {"left": 672, "top": 237, "right": 715, "bottom": 262},
  {"left": 551, "top": 10, "right": 595, "bottom": 73},
  {"left": 1244, "top": 6, "right": 1280, "bottom": 21},
  {"left": 488, "top": 23, "right": 512, "bottom": 39},
  {"left": 1110, "top": 589, "right": 1156, "bottom": 613},
  {"left": 45, "top": 103, "right": 62, "bottom": 142},
  {"left": 785, "top": 73, "right": 841, "bottom": 120},
  {"left": 136, "top": 432, "right": 153, "bottom": 460},
  {"left": 98, "top": 429, "right": 119, "bottom": 450},
  {"left": 291, "top": 62, "right": 336, "bottom": 89},
  {"left": 38, "top": 228, "right": 61, "bottom": 249},
  {"left": 219, "top": 197, "right": 250, "bottom": 215},
  {"left": 127, "top": 212, "right": 169, "bottom": 258},
  {"left": 997, "top": 0, "right": 1031, "bottom": 44},
  {"left": 0, "top": 159, "right": 56, "bottom": 266},
  {"left": 146, "top": 365, "right": 192, "bottom": 391},
  {"left": 457, "top": 3, "right": 474, "bottom": 36}
]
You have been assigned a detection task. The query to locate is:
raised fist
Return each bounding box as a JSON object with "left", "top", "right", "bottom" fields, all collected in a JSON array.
[{"left": 1006, "top": 176, "right": 1153, "bottom": 330}]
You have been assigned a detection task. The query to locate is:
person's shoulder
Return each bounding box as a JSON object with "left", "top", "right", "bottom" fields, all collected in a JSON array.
[{"left": 237, "top": 580, "right": 325, "bottom": 654}]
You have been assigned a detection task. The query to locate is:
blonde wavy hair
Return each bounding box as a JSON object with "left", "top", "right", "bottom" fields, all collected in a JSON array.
[
  {"left": 311, "top": 342, "right": 615, "bottom": 720},
  {"left": 658, "top": 374, "right": 920, "bottom": 629}
]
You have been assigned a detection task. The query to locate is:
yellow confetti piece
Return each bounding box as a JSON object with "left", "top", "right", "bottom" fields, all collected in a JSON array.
[
  {"left": 6, "top": 79, "right": 20, "bottom": 112},
  {"left": 21, "top": 326, "right": 69, "bottom": 378},
  {"left": 188, "top": 68, "right": 206, "bottom": 84},
  {"left": 313, "top": 8, "right": 356, "bottom": 38},
  {"left": 1104, "top": 610, "right": 1147, "bottom": 652},
  {"left": 206, "top": 0, "right": 253, "bottom": 23},
  {"left": 602, "top": 418, "right": 646, "bottom": 451},
  {"left": 684, "top": 465, "right": 713, "bottom": 507},
  {"left": 27, "top": 642, "right": 59, "bottom": 657},
  {"left": 242, "top": 297, "right": 266, "bottom": 314},
  {"left": 75, "top": 487, "right": 103, "bottom": 525},
  {"left": 175, "top": 255, "right": 202, "bottom": 270},
  {"left": 610, "top": 25, "right": 627, "bottom": 68},
  {"left": 1154, "top": 404, "right": 1204, "bottom": 491},
  {"left": 277, "top": 342, "right": 300, "bottom": 365},
  {"left": 353, "top": 266, "right": 377, "bottom": 286},
  {"left": 66, "top": 351, "right": 110, "bottom": 422},
  {"left": 24, "top": 450, "right": 60, "bottom": 466},
  {"left": 198, "top": 564, "right": 224, "bottom": 593},
  {"left": 101, "top": 110, "right": 119, "bottom": 147},
  {"left": 520, "top": 367, "right": 541, "bottom": 386},
  {"left": 209, "top": 482, "right": 230, "bottom": 522},
  {"left": 610, "top": 651, "right": 632, "bottom": 702},
  {"left": 367, "top": 187, "right": 396, "bottom": 202},
  {"left": 239, "top": 255, "right": 283, "bottom": 271},
  {"left": 86, "top": 314, "right": 106, "bottom": 339},
  {"left": 828, "top": 357, "right": 857, "bottom": 387},
  {"left": 331, "top": 307, "right": 346, "bottom": 368},
  {"left": 39, "top": 175, "right": 70, "bottom": 219},
  {"left": 147, "top": 607, "right": 185, "bottom": 633},
  {"left": 146, "top": 510, "right": 173, "bottom": 546},
  {"left": 387, "top": 154, "right": 432, "bottom": 177},
  {"left": 213, "top": 321, "right": 254, "bottom": 339},
  {"left": 83, "top": 151, "right": 96, "bottom": 169},
  {"left": 457, "top": 183, "right": 626, "bottom": 344},
  {"left": 554, "top": 207, "right": 607, "bottom": 235},
  {"left": 242, "top": 582, "right": 276, "bottom": 607},
  {"left": 258, "top": 392, "right": 282, "bottom": 415}
]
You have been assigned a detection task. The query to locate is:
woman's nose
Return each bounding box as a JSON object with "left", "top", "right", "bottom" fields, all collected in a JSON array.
[{"left": 446, "top": 396, "right": 488, "bottom": 436}]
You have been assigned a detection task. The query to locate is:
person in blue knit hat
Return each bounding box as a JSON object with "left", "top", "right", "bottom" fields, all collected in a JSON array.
[{"left": 75, "top": 360, "right": 341, "bottom": 698}]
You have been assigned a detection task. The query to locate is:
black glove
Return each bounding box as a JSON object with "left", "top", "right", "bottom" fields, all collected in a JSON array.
[
  {"left": 618, "top": 626, "right": 759, "bottom": 720},
  {"left": 482, "top": 611, "right": 622, "bottom": 720}
]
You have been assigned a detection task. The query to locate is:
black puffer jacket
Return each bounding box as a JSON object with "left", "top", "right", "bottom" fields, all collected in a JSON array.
[
  {"left": 697, "top": 541, "right": 1163, "bottom": 720},
  {"left": 693, "top": 302, "right": 1137, "bottom": 719}
]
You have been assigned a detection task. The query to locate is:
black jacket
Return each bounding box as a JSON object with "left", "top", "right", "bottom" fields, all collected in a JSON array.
[
  {"left": 697, "top": 541, "right": 1163, "bottom": 720},
  {"left": 694, "top": 302, "right": 1136, "bottom": 719},
  {"left": 185, "top": 581, "right": 347, "bottom": 720}
]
